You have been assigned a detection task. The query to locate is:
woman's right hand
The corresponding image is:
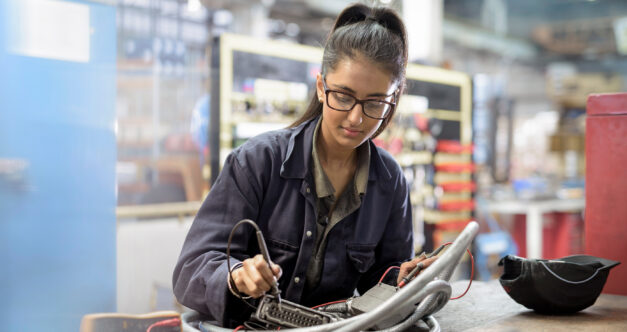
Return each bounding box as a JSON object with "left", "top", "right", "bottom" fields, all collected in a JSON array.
[{"left": 231, "top": 254, "right": 283, "bottom": 298}]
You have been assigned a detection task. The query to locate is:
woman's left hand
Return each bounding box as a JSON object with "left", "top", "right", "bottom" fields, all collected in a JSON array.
[{"left": 397, "top": 255, "right": 438, "bottom": 286}]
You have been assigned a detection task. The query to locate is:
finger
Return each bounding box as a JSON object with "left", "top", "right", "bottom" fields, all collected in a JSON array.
[
  {"left": 232, "top": 267, "right": 260, "bottom": 298},
  {"left": 417, "top": 256, "right": 438, "bottom": 270},
  {"left": 404, "top": 253, "right": 431, "bottom": 271},
  {"left": 400, "top": 259, "right": 418, "bottom": 275},
  {"left": 241, "top": 273, "right": 264, "bottom": 298},
  {"left": 252, "top": 254, "right": 279, "bottom": 286},
  {"left": 397, "top": 261, "right": 415, "bottom": 284},
  {"left": 412, "top": 257, "right": 438, "bottom": 279},
  {"left": 245, "top": 257, "right": 273, "bottom": 290},
  {"left": 398, "top": 262, "right": 411, "bottom": 277},
  {"left": 242, "top": 258, "right": 272, "bottom": 296},
  {"left": 411, "top": 253, "right": 428, "bottom": 264},
  {"left": 398, "top": 256, "right": 439, "bottom": 284},
  {"left": 271, "top": 263, "right": 283, "bottom": 279}
]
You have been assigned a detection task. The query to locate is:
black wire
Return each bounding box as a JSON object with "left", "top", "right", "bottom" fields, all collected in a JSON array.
[
  {"left": 226, "top": 219, "right": 262, "bottom": 310},
  {"left": 427, "top": 243, "right": 448, "bottom": 258}
]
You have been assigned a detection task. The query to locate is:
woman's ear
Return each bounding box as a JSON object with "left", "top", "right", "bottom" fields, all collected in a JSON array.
[{"left": 316, "top": 73, "right": 324, "bottom": 103}]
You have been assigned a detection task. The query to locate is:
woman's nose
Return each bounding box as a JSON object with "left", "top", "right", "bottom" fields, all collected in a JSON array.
[{"left": 347, "top": 103, "right": 364, "bottom": 126}]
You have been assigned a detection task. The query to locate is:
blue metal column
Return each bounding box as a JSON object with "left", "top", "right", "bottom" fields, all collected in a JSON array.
[{"left": 0, "top": 0, "right": 117, "bottom": 330}]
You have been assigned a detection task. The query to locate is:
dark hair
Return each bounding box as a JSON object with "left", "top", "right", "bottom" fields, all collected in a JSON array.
[{"left": 290, "top": 3, "right": 408, "bottom": 138}]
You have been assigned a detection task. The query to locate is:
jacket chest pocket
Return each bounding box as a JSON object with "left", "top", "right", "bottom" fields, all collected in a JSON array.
[
  {"left": 266, "top": 238, "right": 300, "bottom": 281},
  {"left": 346, "top": 243, "right": 377, "bottom": 273}
]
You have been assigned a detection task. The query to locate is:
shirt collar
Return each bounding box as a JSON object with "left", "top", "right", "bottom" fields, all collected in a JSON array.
[
  {"left": 355, "top": 139, "right": 370, "bottom": 195},
  {"left": 280, "top": 115, "right": 391, "bottom": 183}
]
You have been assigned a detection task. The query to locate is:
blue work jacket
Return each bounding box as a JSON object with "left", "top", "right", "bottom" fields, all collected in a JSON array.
[{"left": 172, "top": 116, "right": 413, "bottom": 327}]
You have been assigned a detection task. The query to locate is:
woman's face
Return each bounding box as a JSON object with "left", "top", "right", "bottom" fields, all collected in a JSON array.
[{"left": 316, "top": 55, "right": 397, "bottom": 153}]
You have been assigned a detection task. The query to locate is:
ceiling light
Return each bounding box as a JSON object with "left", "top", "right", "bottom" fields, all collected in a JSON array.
[{"left": 187, "top": 0, "right": 201, "bottom": 12}]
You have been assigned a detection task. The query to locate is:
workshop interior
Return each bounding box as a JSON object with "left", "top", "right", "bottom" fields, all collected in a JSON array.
[{"left": 1, "top": 0, "right": 627, "bottom": 331}]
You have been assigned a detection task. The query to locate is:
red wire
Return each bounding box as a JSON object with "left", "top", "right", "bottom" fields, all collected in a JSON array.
[
  {"left": 378, "top": 265, "right": 401, "bottom": 284},
  {"left": 450, "top": 248, "right": 474, "bottom": 300},
  {"left": 311, "top": 299, "right": 347, "bottom": 309},
  {"left": 145, "top": 318, "right": 181, "bottom": 332},
  {"left": 233, "top": 325, "right": 245, "bottom": 331},
  {"left": 419, "top": 242, "right": 474, "bottom": 300}
]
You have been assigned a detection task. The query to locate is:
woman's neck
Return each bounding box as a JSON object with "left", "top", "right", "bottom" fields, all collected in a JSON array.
[{"left": 316, "top": 131, "right": 357, "bottom": 170}]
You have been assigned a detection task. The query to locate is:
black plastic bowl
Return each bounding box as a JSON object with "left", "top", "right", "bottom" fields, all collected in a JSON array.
[{"left": 499, "top": 254, "right": 620, "bottom": 314}]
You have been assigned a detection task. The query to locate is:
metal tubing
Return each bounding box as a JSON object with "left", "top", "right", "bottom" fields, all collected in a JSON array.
[
  {"left": 334, "top": 280, "right": 450, "bottom": 332},
  {"left": 373, "top": 282, "right": 451, "bottom": 332},
  {"left": 423, "top": 315, "right": 441, "bottom": 332},
  {"left": 333, "top": 221, "right": 479, "bottom": 332}
]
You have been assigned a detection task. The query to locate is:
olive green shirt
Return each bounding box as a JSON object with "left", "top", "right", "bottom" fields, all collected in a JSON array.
[{"left": 304, "top": 117, "right": 370, "bottom": 292}]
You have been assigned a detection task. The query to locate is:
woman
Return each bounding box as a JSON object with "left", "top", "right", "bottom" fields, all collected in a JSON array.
[{"left": 173, "top": 3, "right": 435, "bottom": 328}]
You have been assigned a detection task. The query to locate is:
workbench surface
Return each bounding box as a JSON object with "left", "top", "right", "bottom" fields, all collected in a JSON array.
[{"left": 421, "top": 279, "right": 627, "bottom": 331}]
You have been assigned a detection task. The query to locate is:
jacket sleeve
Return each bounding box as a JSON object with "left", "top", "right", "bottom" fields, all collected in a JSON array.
[
  {"left": 358, "top": 163, "right": 414, "bottom": 292},
  {"left": 172, "top": 150, "right": 264, "bottom": 327}
]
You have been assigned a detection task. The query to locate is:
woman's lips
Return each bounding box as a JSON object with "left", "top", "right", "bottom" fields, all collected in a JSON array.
[{"left": 342, "top": 127, "right": 361, "bottom": 138}]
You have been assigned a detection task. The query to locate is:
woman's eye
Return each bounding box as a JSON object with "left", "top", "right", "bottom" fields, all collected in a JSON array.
[{"left": 336, "top": 94, "right": 352, "bottom": 103}]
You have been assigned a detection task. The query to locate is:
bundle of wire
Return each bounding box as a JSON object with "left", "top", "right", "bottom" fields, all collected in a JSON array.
[{"left": 182, "top": 221, "right": 479, "bottom": 332}]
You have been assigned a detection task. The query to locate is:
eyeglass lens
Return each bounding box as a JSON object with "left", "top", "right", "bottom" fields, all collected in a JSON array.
[{"left": 327, "top": 91, "right": 391, "bottom": 119}]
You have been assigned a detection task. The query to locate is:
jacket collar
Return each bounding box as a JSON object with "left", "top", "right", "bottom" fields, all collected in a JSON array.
[
  {"left": 368, "top": 139, "right": 392, "bottom": 181},
  {"left": 280, "top": 116, "right": 392, "bottom": 182}
]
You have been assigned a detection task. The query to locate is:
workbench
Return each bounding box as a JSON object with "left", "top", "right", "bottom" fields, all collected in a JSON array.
[
  {"left": 180, "top": 280, "right": 627, "bottom": 331},
  {"left": 420, "top": 280, "right": 627, "bottom": 331}
]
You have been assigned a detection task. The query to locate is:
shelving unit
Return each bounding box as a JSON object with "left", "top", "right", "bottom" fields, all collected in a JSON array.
[
  {"left": 115, "top": 0, "right": 210, "bottom": 205},
  {"left": 379, "top": 64, "right": 473, "bottom": 251},
  {"left": 217, "top": 33, "right": 322, "bottom": 166}
]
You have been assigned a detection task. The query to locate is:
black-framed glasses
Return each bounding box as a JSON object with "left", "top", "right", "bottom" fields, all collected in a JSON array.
[{"left": 322, "top": 77, "right": 396, "bottom": 120}]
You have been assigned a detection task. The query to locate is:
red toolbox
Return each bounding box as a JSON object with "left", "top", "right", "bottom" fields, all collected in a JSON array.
[{"left": 585, "top": 93, "right": 627, "bottom": 295}]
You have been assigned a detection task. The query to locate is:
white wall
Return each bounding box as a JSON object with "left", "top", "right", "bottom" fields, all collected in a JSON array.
[{"left": 117, "top": 217, "right": 193, "bottom": 313}]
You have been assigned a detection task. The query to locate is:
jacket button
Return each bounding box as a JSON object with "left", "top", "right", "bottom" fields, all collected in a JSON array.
[
  {"left": 294, "top": 277, "right": 300, "bottom": 284},
  {"left": 306, "top": 187, "right": 311, "bottom": 194},
  {"left": 306, "top": 231, "right": 312, "bottom": 237}
]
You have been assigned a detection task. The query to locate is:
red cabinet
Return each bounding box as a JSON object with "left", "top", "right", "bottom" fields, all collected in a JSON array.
[{"left": 585, "top": 93, "right": 627, "bottom": 295}]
